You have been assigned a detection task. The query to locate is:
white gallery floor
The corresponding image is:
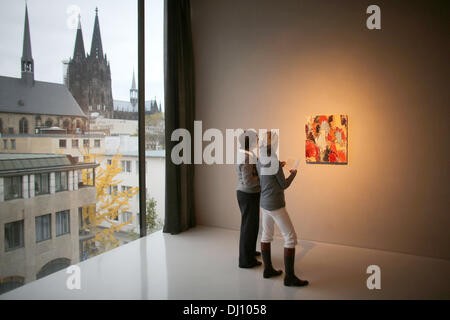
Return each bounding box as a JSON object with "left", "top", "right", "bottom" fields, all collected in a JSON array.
[{"left": 2, "top": 226, "right": 449, "bottom": 299}]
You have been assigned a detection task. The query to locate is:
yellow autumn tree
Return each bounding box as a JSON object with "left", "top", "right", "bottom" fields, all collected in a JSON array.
[{"left": 80, "top": 151, "right": 138, "bottom": 256}]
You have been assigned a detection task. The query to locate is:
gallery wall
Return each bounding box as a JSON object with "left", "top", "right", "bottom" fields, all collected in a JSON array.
[{"left": 190, "top": 0, "right": 449, "bottom": 259}]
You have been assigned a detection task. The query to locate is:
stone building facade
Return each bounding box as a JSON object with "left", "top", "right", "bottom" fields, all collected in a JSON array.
[{"left": 0, "top": 153, "right": 98, "bottom": 293}]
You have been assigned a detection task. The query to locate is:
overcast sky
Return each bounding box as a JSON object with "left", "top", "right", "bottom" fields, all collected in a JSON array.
[{"left": 0, "top": 0, "right": 164, "bottom": 106}]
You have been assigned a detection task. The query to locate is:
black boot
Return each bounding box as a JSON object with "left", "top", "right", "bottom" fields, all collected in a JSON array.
[
  {"left": 261, "top": 242, "right": 282, "bottom": 278},
  {"left": 284, "top": 247, "right": 308, "bottom": 287}
]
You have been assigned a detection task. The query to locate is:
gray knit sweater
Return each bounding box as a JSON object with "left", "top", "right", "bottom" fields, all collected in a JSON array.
[
  {"left": 235, "top": 150, "right": 260, "bottom": 193},
  {"left": 256, "top": 156, "right": 296, "bottom": 210}
]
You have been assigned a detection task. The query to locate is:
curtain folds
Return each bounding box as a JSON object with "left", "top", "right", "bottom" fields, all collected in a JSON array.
[{"left": 163, "top": 0, "right": 196, "bottom": 234}]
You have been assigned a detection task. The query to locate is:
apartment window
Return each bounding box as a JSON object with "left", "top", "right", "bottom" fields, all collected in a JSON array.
[
  {"left": 35, "top": 214, "right": 51, "bottom": 243},
  {"left": 10, "top": 139, "right": 16, "bottom": 150},
  {"left": 107, "top": 159, "right": 112, "bottom": 166},
  {"left": 121, "top": 185, "right": 132, "bottom": 192},
  {"left": 56, "top": 210, "right": 70, "bottom": 236},
  {"left": 123, "top": 211, "right": 132, "bottom": 222},
  {"left": 4, "top": 176, "right": 22, "bottom": 200},
  {"left": 5, "top": 220, "right": 24, "bottom": 251},
  {"left": 121, "top": 160, "right": 131, "bottom": 173},
  {"left": 72, "top": 139, "right": 79, "bottom": 148},
  {"left": 109, "top": 185, "right": 118, "bottom": 196},
  {"left": 35, "top": 173, "right": 50, "bottom": 195},
  {"left": 59, "top": 139, "right": 67, "bottom": 148},
  {"left": 94, "top": 139, "right": 101, "bottom": 148},
  {"left": 55, "top": 171, "right": 68, "bottom": 192},
  {"left": 83, "top": 139, "right": 89, "bottom": 148},
  {"left": 19, "top": 117, "right": 28, "bottom": 134},
  {"left": 3, "top": 139, "right": 7, "bottom": 149}
]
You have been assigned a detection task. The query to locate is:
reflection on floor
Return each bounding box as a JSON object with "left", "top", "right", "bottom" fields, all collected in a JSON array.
[{"left": 2, "top": 226, "right": 449, "bottom": 299}]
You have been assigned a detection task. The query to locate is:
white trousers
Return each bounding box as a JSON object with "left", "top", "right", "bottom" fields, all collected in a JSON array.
[{"left": 261, "top": 207, "right": 297, "bottom": 248}]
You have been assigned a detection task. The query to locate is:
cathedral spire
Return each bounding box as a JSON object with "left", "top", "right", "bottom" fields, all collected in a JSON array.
[
  {"left": 90, "top": 7, "right": 104, "bottom": 59},
  {"left": 21, "top": 4, "right": 34, "bottom": 85},
  {"left": 131, "top": 69, "right": 137, "bottom": 90},
  {"left": 130, "top": 68, "right": 138, "bottom": 107},
  {"left": 72, "top": 14, "right": 86, "bottom": 62}
]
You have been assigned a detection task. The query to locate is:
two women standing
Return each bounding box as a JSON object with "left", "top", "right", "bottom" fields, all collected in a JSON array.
[{"left": 235, "top": 130, "right": 308, "bottom": 287}]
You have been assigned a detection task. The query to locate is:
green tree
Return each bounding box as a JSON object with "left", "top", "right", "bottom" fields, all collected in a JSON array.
[{"left": 146, "top": 197, "right": 163, "bottom": 234}]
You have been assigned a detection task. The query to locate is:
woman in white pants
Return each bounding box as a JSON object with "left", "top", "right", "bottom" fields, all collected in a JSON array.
[{"left": 256, "top": 131, "right": 308, "bottom": 287}]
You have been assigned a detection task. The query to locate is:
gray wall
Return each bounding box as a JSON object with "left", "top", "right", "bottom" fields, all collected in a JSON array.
[{"left": 191, "top": 0, "right": 449, "bottom": 259}]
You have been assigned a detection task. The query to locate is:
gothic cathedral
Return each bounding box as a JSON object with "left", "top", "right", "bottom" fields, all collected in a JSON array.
[{"left": 66, "top": 8, "right": 114, "bottom": 118}]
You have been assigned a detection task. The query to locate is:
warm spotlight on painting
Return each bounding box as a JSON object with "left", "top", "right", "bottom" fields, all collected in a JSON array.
[{"left": 305, "top": 115, "right": 348, "bottom": 164}]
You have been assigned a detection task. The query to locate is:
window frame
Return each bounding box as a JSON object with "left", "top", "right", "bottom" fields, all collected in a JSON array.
[
  {"left": 35, "top": 172, "right": 50, "bottom": 196},
  {"left": 59, "top": 139, "right": 67, "bottom": 148},
  {"left": 35, "top": 214, "right": 52, "bottom": 243},
  {"left": 4, "top": 176, "right": 23, "bottom": 201},
  {"left": 4, "top": 220, "right": 25, "bottom": 252},
  {"left": 56, "top": 210, "right": 70, "bottom": 237},
  {"left": 55, "top": 171, "right": 68, "bottom": 192}
]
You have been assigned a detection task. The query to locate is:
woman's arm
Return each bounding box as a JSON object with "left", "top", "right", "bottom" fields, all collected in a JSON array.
[{"left": 275, "top": 162, "right": 297, "bottom": 189}]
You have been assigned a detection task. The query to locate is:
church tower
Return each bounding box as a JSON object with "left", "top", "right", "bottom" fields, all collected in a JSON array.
[
  {"left": 67, "top": 8, "right": 114, "bottom": 118},
  {"left": 21, "top": 4, "right": 34, "bottom": 86},
  {"left": 130, "top": 69, "right": 138, "bottom": 109}
]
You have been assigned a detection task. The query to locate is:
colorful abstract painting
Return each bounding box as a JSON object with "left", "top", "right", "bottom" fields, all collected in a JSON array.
[{"left": 305, "top": 115, "right": 348, "bottom": 164}]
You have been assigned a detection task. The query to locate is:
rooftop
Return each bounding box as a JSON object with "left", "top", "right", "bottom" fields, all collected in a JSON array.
[
  {"left": 0, "top": 153, "right": 97, "bottom": 176},
  {"left": 0, "top": 76, "right": 87, "bottom": 118}
]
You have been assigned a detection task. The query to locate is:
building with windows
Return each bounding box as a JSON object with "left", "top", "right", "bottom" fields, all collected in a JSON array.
[
  {"left": 0, "top": 6, "right": 88, "bottom": 136},
  {"left": 0, "top": 133, "right": 106, "bottom": 162},
  {"left": 102, "top": 135, "right": 165, "bottom": 235},
  {"left": 0, "top": 153, "right": 98, "bottom": 294}
]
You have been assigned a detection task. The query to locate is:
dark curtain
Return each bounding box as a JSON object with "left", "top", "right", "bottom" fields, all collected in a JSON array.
[{"left": 163, "top": 0, "right": 196, "bottom": 234}]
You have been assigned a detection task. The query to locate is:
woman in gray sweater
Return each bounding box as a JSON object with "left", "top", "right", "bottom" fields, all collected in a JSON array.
[
  {"left": 257, "top": 131, "right": 308, "bottom": 287},
  {"left": 235, "top": 130, "right": 262, "bottom": 268}
]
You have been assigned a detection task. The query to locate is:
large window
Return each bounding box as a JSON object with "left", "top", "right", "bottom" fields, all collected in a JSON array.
[
  {"left": 56, "top": 210, "right": 70, "bottom": 236},
  {"left": 4, "top": 220, "right": 24, "bottom": 252},
  {"left": 35, "top": 173, "right": 50, "bottom": 195},
  {"left": 35, "top": 214, "right": 52, "bottom": 243},
  {"left": 0, "top": 0, "right": 164, "bottom": 293},
  {"left": 55, "top": 171, "right": 68, "bottom": 192},
  {"left": 4, "top": 176, "right": 22, "bottom": 200}
]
